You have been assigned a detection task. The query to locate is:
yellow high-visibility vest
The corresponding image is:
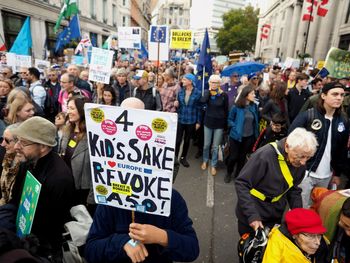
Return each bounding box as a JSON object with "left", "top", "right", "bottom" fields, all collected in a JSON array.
[{"left": 250, "top": 142, "right": 293, "bottom": 203}]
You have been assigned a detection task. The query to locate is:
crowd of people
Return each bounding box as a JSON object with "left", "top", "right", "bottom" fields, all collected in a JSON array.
[{"left": 0, "top": 52, "right": 348, "bottom": 262}]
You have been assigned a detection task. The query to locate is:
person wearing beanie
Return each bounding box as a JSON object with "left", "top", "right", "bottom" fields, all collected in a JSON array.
[
  {"left": 289, "top": 81, "right": 349, "bottom": 207},
  {"left": 262, "top": 208, "right": 329, "bottom": 263},
  {"left": 10, "top": 116, "right": 75, "bottom": 262},
  {"left": 174, "top": 73, "right": 202, "bottom": 168}
]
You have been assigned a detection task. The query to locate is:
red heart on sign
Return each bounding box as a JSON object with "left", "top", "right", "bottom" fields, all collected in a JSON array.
[{"left": 108, "top": 161, "right": 116, "bottom": 168}]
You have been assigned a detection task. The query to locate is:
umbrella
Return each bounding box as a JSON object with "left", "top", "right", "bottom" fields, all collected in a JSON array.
[{"left": 221, "top": 61, "right": 266, "bottom": 77}]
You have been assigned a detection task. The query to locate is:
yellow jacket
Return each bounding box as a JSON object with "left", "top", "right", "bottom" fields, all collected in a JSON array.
[{"left": 262, "top": 227, "right": 313, "bottom": 263}]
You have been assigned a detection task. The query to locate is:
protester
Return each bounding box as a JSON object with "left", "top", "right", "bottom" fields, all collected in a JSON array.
[
  {"left": 101, "top": 85, "right": 117, "bottom": 106},
  {"left": 5, "top": 96, "right": 35, "bottom": 125},
  {"left": 262, "top": 208, "right": 329, "bottom": 263},
  {"left": 160, "top": 68, "right": 180, "bottom": 113},
  {"left": 133, "top": 70, "right": 162, "bottom": 111},
  {"left": 174, "top": 73, "right": 202, "bottom": 168},
  {"left": 67, "top": 64, "right": 92, "bottom": 94},
  {"left": 27, "top": 67, "right": 46, "bottom": 110},
  {"left": 289, "top": 82, "right": 349, "bottom": 207},
  {"left": 44, "top": 69, "right": 61, "bottom": 121},
  {"left": 222, "top": 72, "right": 240, "bottom": 108},
  {"left": 200, "top": 74, "right": 228, "bottom": 176},
  {"left": 85, "top": 97, "right": 199, "bottom": 263},
  {"left": 235, "top": 127, "right": 318, "bottom": 235},
  {"left": 11, "top": 117, "right": 75, "bottom": 261},
  {"left": 287, "top": 72, "right": 311, "bottom": 123},
  {"left": 225, "top": 85, "right": 259, "bottom": 183},
  {"left": 0, "top": 79, "right": 14, "bottom": 119},
  {"left": 287, "top": 70, "right": 296, "bottom": 89},
  {"left": 15, "top": 67, "right": 29, "bottom": 88},
  {"left": 112, "top": 67, "right": 134, "bottom": 106},
  {"left": 54, "top": 112, "right": 67, "bottom": 155},
  {"left": 62, "top": 96, "right": 95, "bottom": 215},
  {"left": 0, "top": 123, "right": 23, "bottom": 205}
]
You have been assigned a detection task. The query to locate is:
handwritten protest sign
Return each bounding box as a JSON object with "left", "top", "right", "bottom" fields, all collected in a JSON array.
[
  {"left": 6, "top": 53, "right": 32, "bottom": 73},
  {"left": 16, "top": 171, "right": 41, "bottom": 237},
  {"left": 85, "top": 104, "right": 178, "bottom": 217},
  {"left": 118, "top": 27, "right": 141, "bottom": 49},
  {"left": 89, "top": 47, "right": 114, "bottom": 84},
  {"left": 324, "top": 47, "right": 350, "bottom": 78},
  {"left": 35, "top": 59, "right": 50, "bottom": 72},
  {"left": 170, "top": 30, "right": 193, "bottom": 50}
]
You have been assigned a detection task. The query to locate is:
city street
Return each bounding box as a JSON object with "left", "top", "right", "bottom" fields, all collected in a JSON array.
[{"left": 174, "top": 147, "right": 240, "bottom": 263}]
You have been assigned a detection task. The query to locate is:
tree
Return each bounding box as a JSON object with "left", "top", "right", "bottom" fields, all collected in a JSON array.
[{"left": 216, "top": 6, "right": 259, "bottom": 55}]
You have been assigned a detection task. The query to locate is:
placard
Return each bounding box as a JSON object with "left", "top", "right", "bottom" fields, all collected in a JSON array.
[
  {"left": 88, "top": 47, "right": 114, "bottom": 84},
  {"left": 16, "top": 171, "right": 41, "bottom": 237},
  {"left": 34, "top": 59, "right": 50, "bottom": 72},
  {"left": 170, "top": 29, "right": 193, "bottom": 50},
  {"left": 324, "top": 47, "right": 350, "bottom": 78},
  {"left": 118, "top": 27, "right": 141, "bottom": 49},
  {"left": 84, "top": 104, "right": 178, "bottom": 217}
]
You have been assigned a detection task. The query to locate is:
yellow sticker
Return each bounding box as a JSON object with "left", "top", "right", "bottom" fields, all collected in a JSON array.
[
  {"left": 112, "top": 183, "right": 132, "bottom": 196},
  {"left": 96, "top": 185, "right": 108, "bottom": 195},
  {"left": 90, "top": 108, "right": 105, "bottom": 123},
  {"left": 152, "top": 118, "right": 168, "bottom": 133},
  {"left": 68, "top": 140, "right": 77, "bottom": 148}
]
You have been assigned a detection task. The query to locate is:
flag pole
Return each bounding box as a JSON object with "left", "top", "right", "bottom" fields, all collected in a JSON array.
[
  {"left": 156, "top": 29, "right": 160, "bottom": 88},
  {"left": 202, "top": 66, "right": 205, "bottom": 96}
]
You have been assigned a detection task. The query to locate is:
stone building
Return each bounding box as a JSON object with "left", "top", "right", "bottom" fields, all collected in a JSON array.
[{"left": 255, "top": 0, "right": 350, "bottom": 63}]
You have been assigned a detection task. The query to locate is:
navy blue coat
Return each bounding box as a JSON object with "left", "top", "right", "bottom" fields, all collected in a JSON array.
[{"left": 85, "top": 189, "right": 199, "bottom": 263}]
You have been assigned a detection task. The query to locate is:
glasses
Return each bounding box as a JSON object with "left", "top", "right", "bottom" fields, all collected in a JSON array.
[
  {"left": 251, "top": 77, "right": 258, "bottom": 80},
  {"left": 16, "top": 139, "right": 37, "bottom": 148},
  {"left": 300, "top": 233, "right": 322, "bottom": 241},
  {"left": 0, "top": 137, "right": 17, "bottom": 144}
]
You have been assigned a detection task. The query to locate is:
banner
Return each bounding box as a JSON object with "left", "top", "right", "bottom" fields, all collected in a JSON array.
[
  {"left": 16, "top": 171, "right": 41, "bottom": 237},
  {"left": 118, "top": 27, "right": 141, "bottom": 49},
  {"left": 34, "top": 59, "right": 50, "bottom": 73},
  {"left": 84, "top": 104, "right": 177, "bottom": 217},
  {"left": 148, "top": 25, "right": 169, "bottom": 61},
  {"left": 284, "top": 57, "right": 300, "bottom": 69},
  {"left": 6, "top": 53, "right": 32, "bottom": 73},
  {"left": 88, "top": 47, "right": 114, "bottom": 84},
  {"left": 324, "top": 47, "right": 350, "bottom": 79},
  {"left": 170, "top": 29, "right": 193, "bottom": 50}
]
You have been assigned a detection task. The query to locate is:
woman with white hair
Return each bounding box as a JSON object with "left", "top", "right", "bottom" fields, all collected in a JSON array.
[{"left": 200, "top": 75, "right": 229, "bottom": 176}]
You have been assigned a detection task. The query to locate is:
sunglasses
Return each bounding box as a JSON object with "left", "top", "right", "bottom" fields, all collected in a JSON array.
[{"left": 0, "top": 137, "right": 17, "bottom": 144}]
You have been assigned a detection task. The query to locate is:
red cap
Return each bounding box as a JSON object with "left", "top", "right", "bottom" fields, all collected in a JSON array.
[{"left": 285, "top": 208, "right": 326, "bottom": 235}]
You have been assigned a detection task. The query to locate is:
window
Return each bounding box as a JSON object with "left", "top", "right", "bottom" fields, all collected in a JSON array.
[
  {"left": 112, "top": 4, "right": 117, "bottom": 26},
  {"left": 123, "top": 16, "right": 126, "bottom": 26},
  {"left": 90, "top": 32, "right": 98, "bottom": 47},
  {"left": 339, "top": 34, "right": 350, "bottom": 50},
  {"left": 46, "top": 21, "right": 63, "bottom": 56},
  {"left": 102, "top": 35, "right": 109, "bottom": 45},
  {"left": 90, "top": 0, "right": 96, "bottom": 18},
  {"left": 123, "top": 0, "right": 126, "bottom": 6},
  {"left": 2, "top": 12, "right": 26, "bottom": 51},
  {"left": 103, "top": 0, "right": 107, "bottom": 22}
]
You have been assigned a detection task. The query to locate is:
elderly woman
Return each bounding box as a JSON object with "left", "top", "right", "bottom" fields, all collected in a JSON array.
[
  {"left": 262, "top": 208, "right": 329, "bottom": 262},
  {"left": 200, "top": 75, "right": 228, "bottom": 176},
  {"left": 0, "top": 123, "right": 24, "bottom": 205}
]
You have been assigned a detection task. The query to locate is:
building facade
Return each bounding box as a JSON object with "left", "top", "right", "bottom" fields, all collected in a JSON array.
[
  {"left": 0, "top": 0, "right": 151, "bottom": 58},
  {"left": 156, "top": 0, "right": 191, "bottom": 30},
  {"left": 130, "top": 0, "right": 152, "bottom": 43},
  {"left": 255, "top": 0, "right": 350, "bottom": 63}
]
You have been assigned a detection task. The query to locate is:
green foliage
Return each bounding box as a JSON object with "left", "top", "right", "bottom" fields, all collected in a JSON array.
[{"left": 216, "top": 6, "right": 259, "bottom": 55}]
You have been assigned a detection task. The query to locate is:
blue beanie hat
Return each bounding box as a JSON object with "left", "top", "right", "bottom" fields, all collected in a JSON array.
[{"left": 183, "top": 73, "right": 196, "bottom": 87}]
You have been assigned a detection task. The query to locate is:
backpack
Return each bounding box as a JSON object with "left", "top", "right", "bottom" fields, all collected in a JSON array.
[{"left": 133, "top": 86, "right": 157, "bottom": 98}]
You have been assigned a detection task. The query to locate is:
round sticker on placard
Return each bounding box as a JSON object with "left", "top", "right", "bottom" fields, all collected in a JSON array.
[
  {"left": 101, "top": 119, "right": 117, "bottom": 135},
  {"left": 136, "top": 125, "right": 153, "bottom": 141},
  {"left": 152, "top": 118, "right": 168, "bottom": 133},
  {"left": 96, "top": 185, "right": 108, "bottom": 195},
  {"left": 90, "top": 108, "right": 105, "bottom": 123}
]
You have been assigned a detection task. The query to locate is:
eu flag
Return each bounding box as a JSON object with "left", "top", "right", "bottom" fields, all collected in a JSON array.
[
  {"left": 9, "top": 17, "right": 32, "bottom": 55},
  {"left": 196, "top": 28, "right": 212, "bottom": 93},
  {"left": 139, "top": 41, "right": 148, "bottom": 59},
  {"left": 150, "top": 26, "right": 167, "bottom": 43},
  {"left": 55, "top": 15, "right": 81, "bottom": 53}
]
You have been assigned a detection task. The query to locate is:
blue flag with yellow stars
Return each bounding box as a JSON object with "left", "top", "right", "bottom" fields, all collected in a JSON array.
[
  {"left": 196, "top": 28, "right": 212, "bottom": 94},
  {"left": 150, "top": 26, "right": 167, "bottom": 43},
  {"left": 55, "top": 15, "right": 81, "bottom": 53}
]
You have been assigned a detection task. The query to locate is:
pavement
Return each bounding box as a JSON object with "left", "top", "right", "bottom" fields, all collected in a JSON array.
[{"left": 173, "top": 148, "right": 240, "bottom": 263}]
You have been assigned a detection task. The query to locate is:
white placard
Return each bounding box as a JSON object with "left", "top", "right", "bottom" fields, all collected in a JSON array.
[
  {"left": 34, "top": 59, "right": 50, "bottom": 72},
  {"left": 148, "top": 25, "right": 169, "bottom": 61},
  {"left": 88, "top": 47, "right": 114, "bottom": 84},
  {"left": 6, "top": 53, "right": 32, "bottom": 72},
  {"left": 118, "top": 27, "right": 141, "bottom": 49},
  {"left": 84, "top": 104, "right": 178, "bottom": 217}
]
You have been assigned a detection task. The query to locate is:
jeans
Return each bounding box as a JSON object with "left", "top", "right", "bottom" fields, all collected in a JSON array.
[
  {"left": 175, "top": 123, "right": 196, "bottom": 158},
  {"left": 202, "top": 126, "right": 223, "bottom": 167}
]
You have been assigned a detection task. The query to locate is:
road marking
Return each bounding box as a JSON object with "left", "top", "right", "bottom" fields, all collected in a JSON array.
[{"left": 206, "top": 168, "right": 214, "bottom": 208}]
